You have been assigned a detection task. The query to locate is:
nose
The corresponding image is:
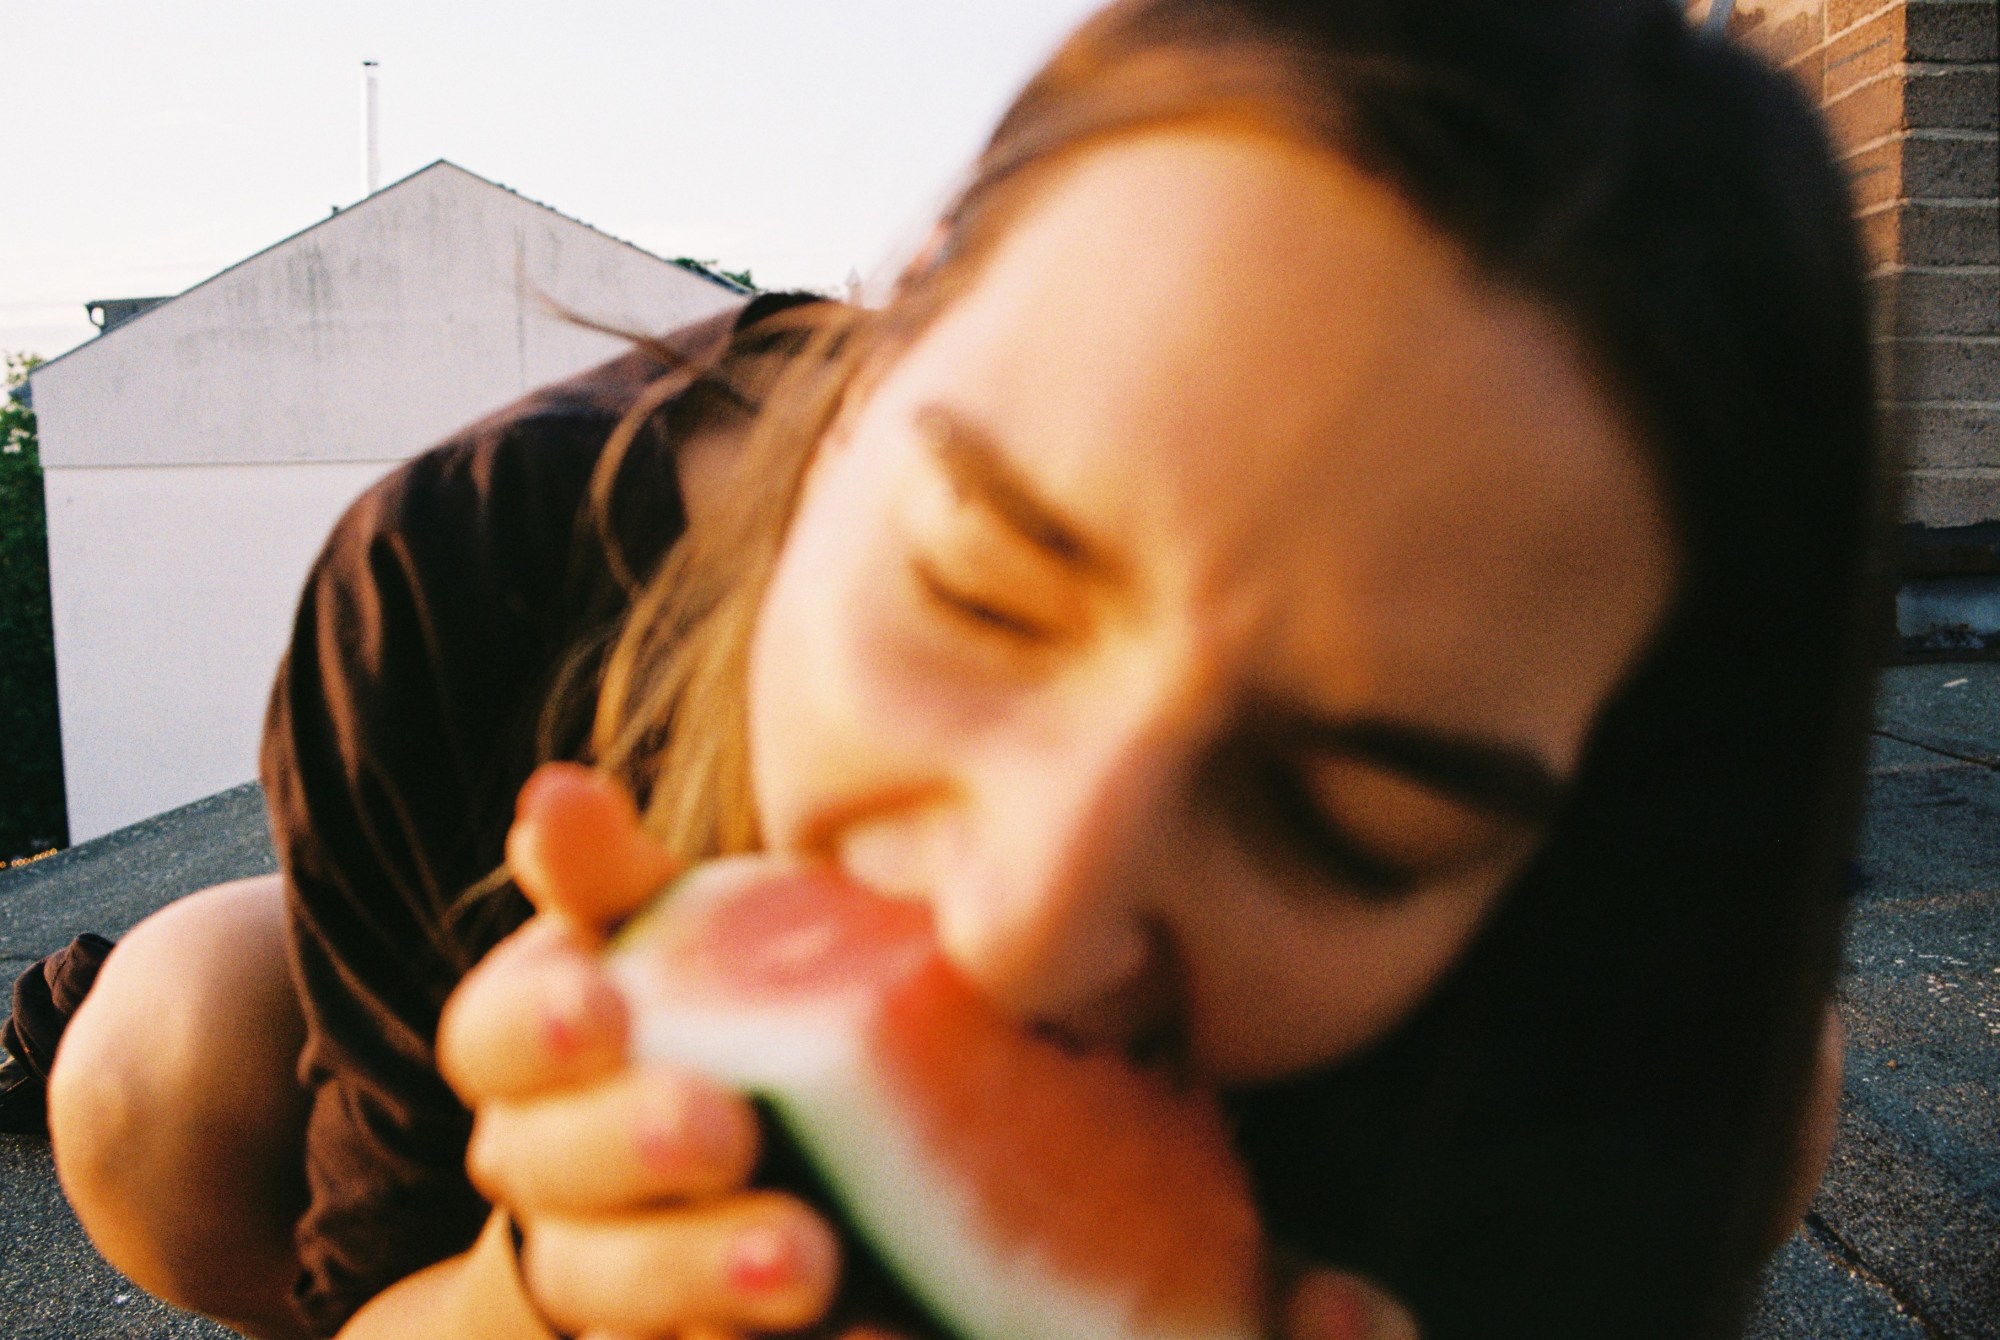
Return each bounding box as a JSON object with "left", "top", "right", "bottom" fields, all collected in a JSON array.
[{"left": 931, "top": 657, "right": 1218, "bottom": 1037}]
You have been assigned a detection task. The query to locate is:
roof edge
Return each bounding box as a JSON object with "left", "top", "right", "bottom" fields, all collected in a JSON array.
[{"left": 27, "top": 159, "right": 747, "bottom": 381}]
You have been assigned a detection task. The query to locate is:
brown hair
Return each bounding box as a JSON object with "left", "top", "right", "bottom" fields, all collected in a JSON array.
[
  {"left": 567, "top": 300, "right": 862, "bottom": 857},
  {"left": 585, "top": 3, "right": 1480, "bottom": 860},
  {"left": 575, "top": 3, "right": 1883, "bottom": 1337}
]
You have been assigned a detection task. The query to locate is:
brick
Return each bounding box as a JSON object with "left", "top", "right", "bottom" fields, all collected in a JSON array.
[
  {"left": 1731, "top": 0, "right": 1827, "bottom": 59},
  {"left": 1904, "top": 131, "right": 2000, "bottom": 197},
  {"left": 1900, "top": 466, "right": 2000, "bottom": 525},
  {"left": 1845, "top": 132, "right": 2000, "bottom": 207},
  {"left": 1906, "top": 0, "right": 2000, "bottom": 62},
  {"left": 1889, "top": 403, "right": 2000, "bottom": 468},
  {"left": 1788, "top": 45, "right": 1828, "bottom": 102},
  {"left": 1867, "top": 200, "right": 2000, "bottom": 265},
  {"left": 1860, "top": 202, "right": 1900, "bottom": 266},
  {"left": 1828, "top": 66, "right": 2000, "bottom": 148},
  {"left": 1830, "top": 0, "right": 1894, "bottom": 39},
  {"left": 1905, "top": 65, "right": 2000, "bottom": 130},
  {"left": 1847, "top": 138, "right": 1904, "bottom": 209},
  {"left": 1824, "top": 74, "right": 1907, "bottom": 148},
  {"left": 1903, "top": 200, "right": 2000, "bottom": 263},
  {"left": 1824, "top": 7, "right": 1906, "bottom": 99},
  {"left": 1767, "top": 5, "right": 1832, "bottom": 62},
  {"left": 1878, "top": 336, "right": 2000, "bottom": 399},
  {"left": 1871, "top": 267, "right": 2000, "bottom": 337}
]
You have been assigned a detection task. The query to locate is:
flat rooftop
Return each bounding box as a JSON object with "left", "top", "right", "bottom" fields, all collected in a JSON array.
[{"left": 1, "top": 664, "right": 1995, "bottom": 1338}]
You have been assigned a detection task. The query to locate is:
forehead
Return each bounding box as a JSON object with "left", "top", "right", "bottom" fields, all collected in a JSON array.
[{"left": 865, "top": 129, "right": 1673, "bottom": 759}]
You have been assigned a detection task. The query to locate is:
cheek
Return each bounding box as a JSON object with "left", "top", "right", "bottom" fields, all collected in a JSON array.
[
  {"left": 749, "top": 454, "right": 896, "bottom": 845},
  {"left": 1179, "top": 857, "right": 1507, "bottom": 1083},
  {"left": 749, "top": 453, "right": 1016, "bottom": 850}
]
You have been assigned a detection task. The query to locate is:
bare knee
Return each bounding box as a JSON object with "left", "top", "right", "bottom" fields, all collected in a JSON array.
[
  {"left": 1764, "top": 1005, "right": 1845, "bottom": 1257},
  {"left": 49, "top": 875, "right": 310, "bottom": 1336}
]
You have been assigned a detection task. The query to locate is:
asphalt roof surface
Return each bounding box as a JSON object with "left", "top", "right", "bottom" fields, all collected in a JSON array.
[{"left": 1, "top": 665, "right": 1995, "bottom": 1339}]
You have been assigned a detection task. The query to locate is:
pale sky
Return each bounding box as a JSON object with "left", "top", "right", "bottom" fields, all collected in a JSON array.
[{"left": 0, "top": 0, "right": 1106, "bottom": 362}]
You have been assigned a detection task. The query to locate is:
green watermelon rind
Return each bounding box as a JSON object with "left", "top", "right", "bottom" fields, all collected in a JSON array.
[{"left": 607, "top": 860, "right": 1259, "bottom": 1340}]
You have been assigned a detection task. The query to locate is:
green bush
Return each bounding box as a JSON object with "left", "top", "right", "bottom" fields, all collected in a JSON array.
[{"left": 0, "top": 352, "right": 67, "bottom": 862}]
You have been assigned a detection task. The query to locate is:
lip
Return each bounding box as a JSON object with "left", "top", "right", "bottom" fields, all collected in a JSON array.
[
  {"left": 818, "top": 805, "right": 1198, "bottom": 1079},
  {"left": 832, "top": 817, "right": 938, "bottom": 904},
  {"left": 820, "top": 787, "right": 981, "bottom": 911}
]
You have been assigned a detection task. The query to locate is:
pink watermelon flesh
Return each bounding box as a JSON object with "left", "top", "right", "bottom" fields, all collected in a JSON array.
[{"left": 608, "top": 857, "right": 1266, "bottom": 1340}]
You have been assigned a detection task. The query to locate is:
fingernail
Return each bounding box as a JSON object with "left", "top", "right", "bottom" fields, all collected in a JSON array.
[
  {"left": 726, "top": 1218, "right": 835, "bottom": 1299},
  {"left": 516, "top": 761, "right": 592, "bottom": 820},
  {"left": 635, "top": 1086, "right": 740, "bottom": 1174},
  {"left": 726, "top": 1224, "right": 803, "bottom": 1294},
  {"left": 1290, "top": 1273, "right": 1368, "bottom": 1340},
  {"left": 1291, "top": 1273, "right": 1420, "bottom": 1340},
  {"left": 1360, "top": 1281, "right": 1421, "bottom": 1340},
  {"left": 539, "top": 965, "right": 607, "bottom": 1057}
]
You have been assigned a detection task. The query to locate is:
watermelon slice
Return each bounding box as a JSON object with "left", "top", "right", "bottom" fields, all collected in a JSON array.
[{"left": 606, "top": 856, "right": 1267, "bottom": 1340}]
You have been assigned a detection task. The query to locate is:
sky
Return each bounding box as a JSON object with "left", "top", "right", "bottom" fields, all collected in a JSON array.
[{"left": 0, "top": 0, "right": 1106, "bottom": 362}]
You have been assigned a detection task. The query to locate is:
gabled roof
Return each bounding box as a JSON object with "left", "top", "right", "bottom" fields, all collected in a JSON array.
[{"left": 29, "top": 159, "right": 750, "bottom": 378}]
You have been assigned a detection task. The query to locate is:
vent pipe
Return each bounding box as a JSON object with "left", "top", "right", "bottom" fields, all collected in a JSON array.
[{"left": 362, "top": 60, "right": 381, "bottom": 197}]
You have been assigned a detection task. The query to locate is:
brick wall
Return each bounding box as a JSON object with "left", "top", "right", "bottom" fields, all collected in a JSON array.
[{"left": 1721, "top": 0, "right": 1999, "bottom": 533}]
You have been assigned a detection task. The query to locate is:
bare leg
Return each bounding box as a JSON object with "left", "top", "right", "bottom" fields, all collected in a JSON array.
[
  {"left": 48, "top": 875, "right": 313, "bottom": 1340},
  {"left": 1764, "top": 1004, "right": 1846, "bottom": 1258}
]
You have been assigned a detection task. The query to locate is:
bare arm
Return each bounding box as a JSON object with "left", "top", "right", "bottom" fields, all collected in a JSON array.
[
  {"left": 392, "top": 764, "right": 1419, "bottom": 1340},
  {"left": 337, "top": 1211, "right": 554, "bottom": 1340},
  {"left": 1764, "top": 1006, "right": 1845, "bottom": 1258}
]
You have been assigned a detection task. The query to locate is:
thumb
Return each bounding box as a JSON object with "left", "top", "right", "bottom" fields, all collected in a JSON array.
[
  {"left": 505, "top": 763, "right": 681, "bottom": 930},
  {"left": 1284, "top": 1270, "right": 1421, "bottom": 1340}
]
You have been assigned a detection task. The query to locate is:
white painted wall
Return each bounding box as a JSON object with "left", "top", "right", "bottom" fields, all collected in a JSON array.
[
  {"left": 30, "top": 162, "right": 744, "bottom": 839},
  {"left": 32, "top": 163, "right": 741, "bottom": 469},
  {"left": 42, "top": 461, "right": 396, "bottom": 841}
]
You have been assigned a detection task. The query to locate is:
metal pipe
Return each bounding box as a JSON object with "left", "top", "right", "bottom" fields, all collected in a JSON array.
[{"left": 362, "top": 60, "right": 381, "bottom": 197}]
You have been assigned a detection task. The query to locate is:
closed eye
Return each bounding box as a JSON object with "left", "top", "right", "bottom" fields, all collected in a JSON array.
[
  {"left": 1294, "top": 748, "right": 1524, "bottom": 885},
  {"left": 1260, "top": 756, "right": 1424, "bottom": 898},
  {"left": 911, "top": 555, "right": 1053, "bottom": 643},
  {"left": 1210, "top": 745, "right": 1425, "bottom": 900}
]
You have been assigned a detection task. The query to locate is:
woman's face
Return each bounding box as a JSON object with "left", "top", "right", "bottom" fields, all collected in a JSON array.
[{"left": 747, "top": 129, "right": 1675, "bottom": 1085}]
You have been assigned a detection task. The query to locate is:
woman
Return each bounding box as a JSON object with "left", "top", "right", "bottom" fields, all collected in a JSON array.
[{"left": 42, "top": 1, "right": 1880, "bottom": 1337}]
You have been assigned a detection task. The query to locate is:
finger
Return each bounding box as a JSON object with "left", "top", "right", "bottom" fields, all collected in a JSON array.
[
  {"left": 1285, "top": 1270, "right": 1421, "bottom": 1340},
  {"left": 521, "top": 1192, "right": 839, "bottom": 1335},
  {"left": 507, "top": 763, "right": 682, "bottom": 928},
  {"left": 439, "top": 917, "right": 630, "bottom": 1103},
  {"left": 467, "top": 1061, "right": 760, "bottom": 1213}
]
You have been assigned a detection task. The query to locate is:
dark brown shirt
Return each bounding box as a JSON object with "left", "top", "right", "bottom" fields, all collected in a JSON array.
[{"left": 260, "top": 294, "right": 815, "bottom": 1335}]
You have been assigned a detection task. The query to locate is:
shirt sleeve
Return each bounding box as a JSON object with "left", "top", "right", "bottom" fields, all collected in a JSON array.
[
  {"left": 259, "top": 295, "right": 817, "bottom": 1335},
  {"left": 261, "top": 397, "right": 679, "bottom": 1336}
]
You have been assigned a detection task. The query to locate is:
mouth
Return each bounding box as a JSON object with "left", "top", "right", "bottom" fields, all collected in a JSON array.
[
  {"left": 820, "top": 804, "right": 960, "bottom": 908},
  {"left": 824, "top": 816, "right": 1201, "bottom": 1083},
  {"left": 1028, "top": 1009, "right": 1196, "bottom": 1087},
  {"left": 1014, "top": 914, "right": 1199, "bottom": 1086},
  {"left": 831, "top": 818, "right": 939, "bottom": 903}
]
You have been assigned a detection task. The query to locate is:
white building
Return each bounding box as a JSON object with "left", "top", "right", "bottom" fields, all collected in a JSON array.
[{"left": 29, "top": 161, "right": 745, "bottom": 841}]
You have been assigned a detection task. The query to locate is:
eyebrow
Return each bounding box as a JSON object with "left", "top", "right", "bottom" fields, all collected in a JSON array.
[
  {"left": 913, "top": 405, "right": 1120, "bottom": 581},
  {"left": 912, "top": 403, "right": 1567, "bottom": 826},
  {"left": 1288, "top": 716, "right": 1569, "bottom": 827}
]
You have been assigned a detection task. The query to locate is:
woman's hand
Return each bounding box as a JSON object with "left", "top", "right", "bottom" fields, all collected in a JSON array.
[
  {"left": 441, "top": 763, "right": 1422, "bottom": 1340},
  {"left": 1284, "top": 1271, "right": 1421, "bottom": 1340},
  {"left": 439, "top": 763, "right": 841, "bottom": 1338}
]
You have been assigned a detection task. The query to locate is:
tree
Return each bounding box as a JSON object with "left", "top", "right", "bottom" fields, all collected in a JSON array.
[
  {"left": 0, "top": 351, "right": 67, "bottom": 861},
  {"left": 672, "top": 257, "right": 757, "bottom": 292}
]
